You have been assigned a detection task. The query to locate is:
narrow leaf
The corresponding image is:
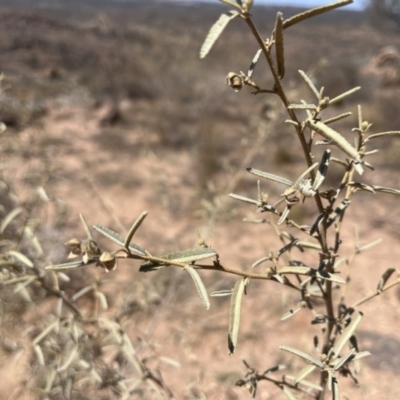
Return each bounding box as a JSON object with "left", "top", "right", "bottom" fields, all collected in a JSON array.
[
  {"left": 333, "top": 348, "right": 355, "bottom": 371},
  {"left": 327, "top": 200, "right": 350, "bottom": 227},
  {"left": 247, "top": 168, "right": 292, "bottom": 186},
  {"left": 332, "top": 375, "right": 339, "bottom": 400},
  {"left": 200, "top": 12, "right": 239, "bottom": 59},
  {"left": 358, "top": 238, "right": 382, "bottom": 252},
  {"left": 210, "top": 290, "right": 232, "bottom": 297},
  {"left": 283, "top": 1, "right": 353, "bottom": 29},
  {"left": 278, "top": 205, "right": 291, "bottom": 225},
  {"left": 281, "top": 303, "right": 303, "bottom": 321},
  {"left": 330, "top": 157, "right": 349, "bottom": 168},
  {"left": 33, "top": 321, "right": 59, "bottom": 344},
  {"left": 310, "top": 212, "right": 325, "bottom": 235},
  {"left": 96, "top": 291, "right": 108, "bottom": 310},
  {"left": 229, "top": 193, "right": 259, "bottom": 206},
  {"left": 347, "top": 182, "right": 375, "bottom": 193},
  {"left": 252, "top": 256, "right": 270, "bottom": 268},
  {"left": 351, "top": 351, "right": 371, "bottom": 362},
  {"left": 298, "top": 70, "right": 320, "bottom": 99},
  {"left": 332, "top": 312, "right": 363, "bottom": 358},
  {"left": 93, "top": 224, "right": 146, "bottom": 255},
  {"left": 288, "top": 104, "right": 317, "bottom": 110},
  {"left": 139, "top": 264, "right": 165, "bottom": 272},
  {"left": 306, "top": 120, "right": 362, "bottom": 173},
  {"left": 185, "top": 266, "right": 210, "bottom": 310},
  {"left": 274, "top": 12, "right": 285, "bottom": 79},
  {"left": 79, "top": 213, "right": 93, "bottom": 240},
  {"left": 279, "top": 266, "right": 345, "bottom": 284},
  {"left": 228, "top": 279, "right": 246, "bottom": 354},
  {"left": 124, "top": 211, "right": 148, "bottom": 250},
  {"left": 13, "top": 276, "right": 36, "bottom": 293},
  {"left": 284, "top": 375, "right": 323, "bottom": 391},
  {"left": 315, "top": 270, "right": 345, "bottom": 284},
  {"left": 282, "top": 386, "right": 298, "bottom": 400},
  {"left": 45, "top": 260, "right": 85, "bottom": 271},
  {"left": 372, "top": 186, "right": 400, "bottom": 195},
  {"left": 293, "top": 163, "right": 318, "bottom": 189},
  {"left": 34, "top": 345, "right": 45, "bottom": 366},
  {"left": 329, "top": 86, "right": 361, "bottom": 104},
  {"left": 377, "top": 267, "right": 396, "bottom": 293},
  {"left": 279, "top": 345, "right": 324, "bottom": 368},
  {"left": 294, "top": 364, "right": 317, "bottom": 384},
  {"left": 313, "top": 149, "right": 331, "bottom": 191},
  {"left": 247, "top": 49, "right": 262, "bottom": 78},
  {"left": 57, "top": 345, "right": 78, "bottom": 372},
  {"left": 323, "top": 112, "right": 352, "bottom": 125},
  {"left": 263, "top": 364, "right": 286, "bottom": 374},
  {"left": 7, "top": 251, "right": 33, "bottom": 268},
  {"left": 93, "top": 223, "right": 124, "bottom": 245},
  {"left": 0, "top": 207, "right": 24, "bottom": 234},
  {"left": 142, "top": 248, "right": 217, "bottom": 268},
  {"left": 71, "top": 286, "right": 93, "bottom": 301},
  {"left": 296, "top": 241, "right": 321, "bottom": 251},
  {"left": 364, "top": 131, "right": 400, "bottom": 142},
  {"left": 219, "top": 0, "right": 242, "bottom": 11}
]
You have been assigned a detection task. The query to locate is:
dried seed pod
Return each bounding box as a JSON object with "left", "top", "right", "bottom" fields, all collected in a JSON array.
[
  {"left": 65, "top": 238, "right": 81, "bottom": 250},
  {"left": 99, "top": 251, "right": 118, "bottom": 272},
  {"left": 226, "top": 72, "right": 244, "bottom": 92},
  {"left": 65, "top": 238, "right": 82, "bottom": 256}
]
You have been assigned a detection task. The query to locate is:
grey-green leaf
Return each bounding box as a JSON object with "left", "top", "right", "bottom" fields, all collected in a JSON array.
[
  {"left": 281, "top": 303, "right": 305, "bottom": 321},
  {"left": 80, "top": 213, "right": 93, "bottom": 240},
  {"left": 282, "top": 1, "right": 353, "bottom": 30},
  {"left": 279, "top": 345, "right": 324, "bottom": 368},
  {"left": 284, "top": 375, "right": 323, "bottom": 391},
  {"left": 185, "top": 266, "right": 210, "bottom": 310},
  {"left": 141, "top": 248, "right": 217, "bottom": 268},
  {"left": 294, "top": 364, "right": 317, "bottom": 384},
  {"left": 0, "top": 207, "right": 24, "bottom": 234},
  {"left": 200, "top": 12, "right": 239, "bottom": 59},
  {"left": 228, "top": 279, "right": 246, "bottom": 355},
  {"left": 247, "top": 167, "right": 292, "bottom": 186},
  {"left": 282, "top": 386, "right": 298, "bottom": 400},
  {"left": 93, "top": 224, "right": 146, "bottom": 255},
  {"left": 7, "top": 251, "right": 33, "bottom": 268},
  {"left": 333, "top": 348, "right": 355, "bottom": 371},
  {"left": 45, "top": 260, "right": 86, "bottom": 270},
  {"left": 332, "top": 311, "right": 363, "bottom": 358},
  {"left": 298, "top": 70, "right": 320, "bottom": 99},
  {"left": 124, "top": 211, "right": 148, "bottom": 250},
  {"left": 279, "top": 266, "right": 345, "bottom": 284},
  {"left": 364, "top": 131, "right": 400, "bottom": 143},
  {"left": 210, "top": 290, "right": 233, "bottom": 297},
  {"left": 288, "top": 104, "right": 317, "bottom": 110},
  {"left": 274, "top": 12, "right": 285, "bottom": 79},
  {"left": 372, "top": 186, "right": 400, "bottom": 195},
  {"left": 332, "top": 375, "right": 339, "bottom": 400},
  {"left": 377, "top": 267, "right": 396, "bottom": 293},
  {"left": 219, "top": 0, "right": 242, "bottom": 11},
  {"left": 305, "top": 120, "right": 362, "bottom": 173},
  {"left": 323, "top": 112, "right": 352, "bottom": 125},
  {"left": 329, "top": 86, "right": 361, "bottom": 104},
  {"left": 229, "top": 193, "right": 259, "bottom": 206}
]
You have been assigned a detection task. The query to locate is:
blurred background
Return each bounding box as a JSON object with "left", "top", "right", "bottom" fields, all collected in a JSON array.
[{"left": 1, "top": 0, "right": 400, "bottom": 398}]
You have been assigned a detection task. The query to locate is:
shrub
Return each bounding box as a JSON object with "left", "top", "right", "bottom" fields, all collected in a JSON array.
[{"left": 2, "top": 1, "right": 400, "bottom": 399}]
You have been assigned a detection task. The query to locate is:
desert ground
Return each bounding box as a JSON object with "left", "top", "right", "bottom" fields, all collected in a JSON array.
[{"left": 1, "top": 1, "right": 400, "bottom": 399}]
